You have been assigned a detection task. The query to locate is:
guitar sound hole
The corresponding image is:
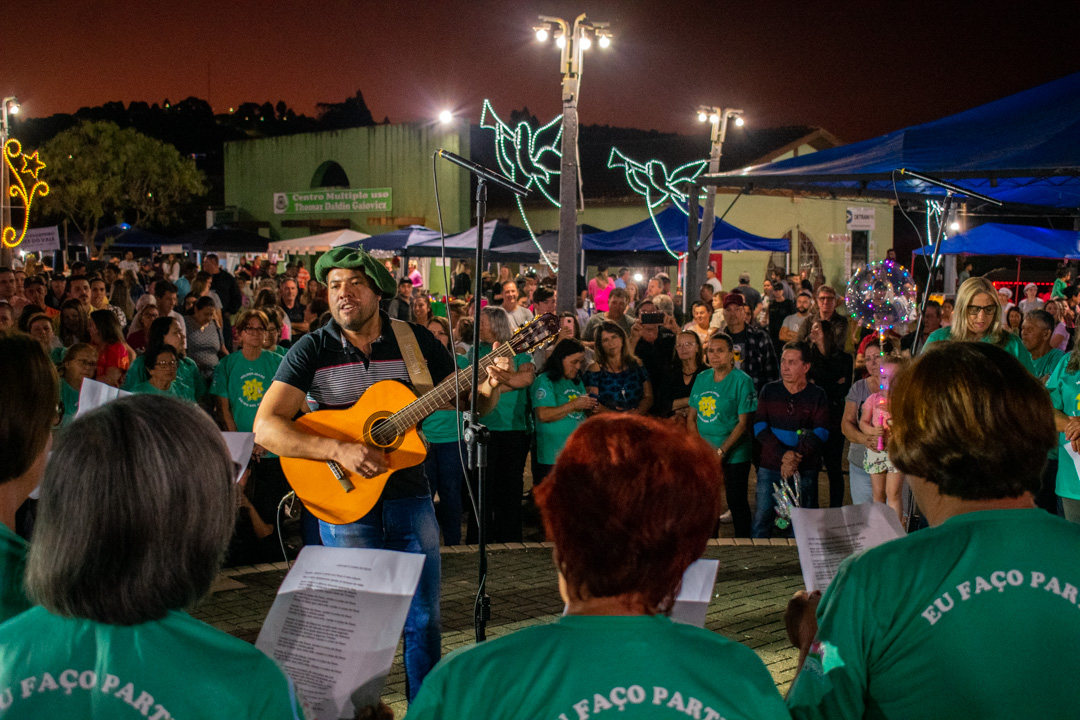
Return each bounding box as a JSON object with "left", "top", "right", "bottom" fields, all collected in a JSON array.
[{"left": 365, "top": 413, "right": 404, "bottom": 452}]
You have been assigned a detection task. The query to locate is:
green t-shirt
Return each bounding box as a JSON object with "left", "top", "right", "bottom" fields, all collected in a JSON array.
[
  {"left": 787, "top": 509, "right": 1080, "bottom": 720},
  {"left": 127, "top": 381, "right": 190, "bottom": 401},
  {"left": 1052, "top": 278, "right": 1067, "bottom": 299},
  {"left": 124, "top": 354, "right": 206, "bottom": 402},
  {"left": 0, "top": 607, "right": 305, "bottom": 719},
  {"left": 689, "top": 368, "right": 758, "bottom": 463},
  {"left": 922, "top": 327, "right": 1036, "bottom": 374},
  {"left": 0, "top": 523, "right": 30, "bottom": 624},
  {"left": 532, "top": 374, "right": 587, "bottom": 465},
  {"left": 1046, "top": 355, "right": 1080, "bottom": 499},
  {"left": 470, "top": 343, "right": 533, "bottom": 432},
  {"left": 420, "top": 354, "right": 470, "bottom": 444},
  {"left": 1032, "top": 347, "right": 1065, "bottom": 380},
  {"left": 210, "top": 350, "right": 285, "bottom": 433},
  {"left": 59, "top": 379, "right": 80, "bottom": 426},
  {"left": 409, "top": 614, "right": 789, "bottom": 720}
]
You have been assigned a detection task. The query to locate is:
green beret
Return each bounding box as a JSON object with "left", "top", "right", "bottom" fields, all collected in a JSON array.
[{"left": 314, "top": 246, "right": 398, "bottom": 296}]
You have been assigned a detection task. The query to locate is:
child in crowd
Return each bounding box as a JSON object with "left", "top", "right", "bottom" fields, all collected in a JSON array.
[{"left": 858, "top": 355, "right": 905, "bottom": 523}]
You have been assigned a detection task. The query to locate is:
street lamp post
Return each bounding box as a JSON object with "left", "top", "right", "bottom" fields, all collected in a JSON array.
[
  {"left": 0, "top": 97, "right": 18, "bottom": 268},
  {"left": 686, "top": 106, "right": 743, "bottom": 315},
  {"left": 535, "top": 15, "right": 610, "bottom": 314}
]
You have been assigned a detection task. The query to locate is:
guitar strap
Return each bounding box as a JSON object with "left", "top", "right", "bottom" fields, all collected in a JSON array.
[{"left": 390, "top": 319, "right": 434, "bottom": 396}]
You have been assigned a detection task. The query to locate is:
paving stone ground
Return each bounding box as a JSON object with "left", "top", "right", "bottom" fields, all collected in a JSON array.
[{"left": 194, "top": 541, "right": 804, "bottom": 718}]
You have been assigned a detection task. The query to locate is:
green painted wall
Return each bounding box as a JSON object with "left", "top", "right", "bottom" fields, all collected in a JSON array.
[{"left": 223, "top": 122, "right": 471, "bottom": 242}]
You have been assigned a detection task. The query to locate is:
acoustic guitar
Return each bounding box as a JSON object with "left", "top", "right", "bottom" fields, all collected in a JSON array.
[{"left": 281, "top": 313, "right": 559, "bottom": 524}]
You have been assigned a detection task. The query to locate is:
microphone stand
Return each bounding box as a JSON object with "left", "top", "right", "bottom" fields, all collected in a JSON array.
[
  {"left": 897, "top": 170, "right": 1001, "bottom": 533},
  {"left": 437, "top": 149, "right": 529, "bottom": 642},
  {"left": 464, "top": 178, "right": 492, "bottom": 642}
]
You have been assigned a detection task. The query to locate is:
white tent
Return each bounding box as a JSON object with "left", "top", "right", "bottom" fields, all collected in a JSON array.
[{"left": 268, "top": 229, "right": 371, "bottom": 254}]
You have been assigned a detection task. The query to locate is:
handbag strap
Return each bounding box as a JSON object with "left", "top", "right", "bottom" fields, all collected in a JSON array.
[{"left": 390, "top": 319, "right": 434, "bottom": 396}]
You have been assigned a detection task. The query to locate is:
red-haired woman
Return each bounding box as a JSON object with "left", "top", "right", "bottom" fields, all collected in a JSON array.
[{"left": 409, "top": 415, "right": 790, "bottom": 719}]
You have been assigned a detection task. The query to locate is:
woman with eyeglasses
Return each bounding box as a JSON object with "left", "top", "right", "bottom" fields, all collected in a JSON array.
[
  {"left": 123, "top": 317, "right": 207, "bottom": 402},
  {"left": 653, "top": 330, "right": 706, "bottom": 421},
  {"left": 211, "top": 309, "right": 289, "bottom": 533},
  {"left": 923, "top": 276, "right": 1035, "bottom": 373},
  {"left": 57, "top": 343, "right": 99, "bottom": 424},
  {"left": 128, "top": 345, "right": 188, "bottom": 400}
]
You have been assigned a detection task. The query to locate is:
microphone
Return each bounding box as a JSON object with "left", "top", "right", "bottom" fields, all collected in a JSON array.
[{"left": 437, "top": 149, "right": 530, "bottom": 197}]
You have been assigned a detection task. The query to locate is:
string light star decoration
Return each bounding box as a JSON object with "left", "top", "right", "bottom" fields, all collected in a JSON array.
[
  {"left": 607, "top": 148, "right": 707, "bottom": 261},
  {"left": 845, "top": 260, "right": 917, "bottom": 451},
  {"left": 479, "top": 99, "right": 562, "bottom": 271},
  {"left": 2, "top": 140, "right": 50, "bottom": 249}
]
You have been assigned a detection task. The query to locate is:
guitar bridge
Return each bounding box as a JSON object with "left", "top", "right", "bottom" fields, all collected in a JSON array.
[{"left": 326, "top": 460, "right": 355, "bottom": 492}]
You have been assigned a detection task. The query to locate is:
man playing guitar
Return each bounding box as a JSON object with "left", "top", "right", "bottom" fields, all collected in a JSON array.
[{"left": 254, "top": 247, "right": 509, "bottom": 701}]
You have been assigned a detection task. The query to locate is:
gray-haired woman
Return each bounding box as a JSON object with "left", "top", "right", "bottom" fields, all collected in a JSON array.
[{"left": 0, "top": 395, "right": 304, "bottom": 719}]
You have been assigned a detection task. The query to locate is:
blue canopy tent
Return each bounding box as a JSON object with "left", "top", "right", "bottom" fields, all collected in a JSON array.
[
  {"left": 912, "top": 223, "right": 1080, "bottom": 260},
  {"left": 581, "top": 204, "right": 789, "bottom": 254},
  {"left": 336, "top": 225, "right": 441, "bottom": 253},
  {"left": 173, "top": 226, "right": 269, "bottom": 254},
  {"left": 90, "top": 224, "right": 169, "bottom": 249},
  {"left": 408, "top": 220, "right": 533, "bottom": 258},
  {"left": 700, "top": 72, "right": 1080, "bottom": 209}
]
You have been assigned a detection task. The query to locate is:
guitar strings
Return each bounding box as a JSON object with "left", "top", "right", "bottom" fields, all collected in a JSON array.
[{"left": 368, "top": 341, "right": 520, "bottom": 446}]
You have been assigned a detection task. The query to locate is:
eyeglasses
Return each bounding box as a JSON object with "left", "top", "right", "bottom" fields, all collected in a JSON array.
[
  {"left": 243, "top": 326, "right": 267, "bottom": 333},
  {"left": 154, "top": 360, "right": 179, "bottom": 367},
  {"left": 966, "top": 304, "right": 998, "bottom": 317},
  {"left": 675, "top": 342, "right": 697, "bottom": 349},
  {"left": 817, "top": 295, "right": 837, "bottom": 303}
]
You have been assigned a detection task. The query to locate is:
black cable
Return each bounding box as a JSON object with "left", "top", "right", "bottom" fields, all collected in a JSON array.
[
  {"left": 277, "top": 490, "right": 295, "bottom": 571},
  {"left": 431, "top": 152, "right": 480, "bottom": 525}
]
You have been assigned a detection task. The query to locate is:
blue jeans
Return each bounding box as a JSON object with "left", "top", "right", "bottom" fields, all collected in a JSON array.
[
  {"left": 320, "top": 496, "right": 441, "bottom": 702},
  {"left": 753, "top": 466, "right": 820, "bottom": 538},
  {"left": 423, "top": 441, "right": 466, "bottom": 546},
  {"left": 848, "top": 462, "right": 874, "bottom": 505},
  {"left": 753, "top": 467, "right": 784, "bottom": 538}
]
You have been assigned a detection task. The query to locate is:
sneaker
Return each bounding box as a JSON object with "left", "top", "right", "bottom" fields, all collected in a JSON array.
[{"left": 718, "top": 510, "right": 733, "bottom": 524}]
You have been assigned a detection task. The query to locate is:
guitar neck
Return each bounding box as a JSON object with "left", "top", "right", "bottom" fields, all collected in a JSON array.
[{"left": 389, "top": 343, "right": 519, "bottom": 431}]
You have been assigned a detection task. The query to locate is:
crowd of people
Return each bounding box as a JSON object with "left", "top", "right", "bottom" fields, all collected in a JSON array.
[{"left": 4, "top": 246, "right": 1080, "bottom": 718}]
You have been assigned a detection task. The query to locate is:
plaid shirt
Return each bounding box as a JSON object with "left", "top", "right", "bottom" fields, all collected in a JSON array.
[{"left": 730, "top": 323, "right": 779, "bottom": 395}]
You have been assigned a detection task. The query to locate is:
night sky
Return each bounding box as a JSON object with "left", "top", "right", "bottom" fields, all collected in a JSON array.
[{"left": 7, "top": 0, "right": 1078, "bottom": 142}]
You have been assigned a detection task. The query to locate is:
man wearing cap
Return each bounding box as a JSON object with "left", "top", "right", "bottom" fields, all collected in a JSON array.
[
  {"left": 722, "top": 292, "right": 779, "bottom": 395},
  {"left": 1018, "top": 282, "right": 1045, "bottom": 314},
  {"left": 997, "top": 286, "right": 1016, "bottom": 317},
  {"left": 254, "top": 246, "right": 509, "bottom": 702}
]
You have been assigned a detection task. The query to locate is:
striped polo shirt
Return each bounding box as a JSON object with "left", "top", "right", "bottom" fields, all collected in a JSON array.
[{"left": 274, "top": 311, "right": 455, "bottom": 501}]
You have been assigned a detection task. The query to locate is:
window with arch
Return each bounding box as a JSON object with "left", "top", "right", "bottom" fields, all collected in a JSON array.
[{"left": 311, "top": 161, "right": 350, "bottom": 188}]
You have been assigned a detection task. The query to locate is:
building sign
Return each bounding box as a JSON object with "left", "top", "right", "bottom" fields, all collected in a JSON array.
[
  {"left": 828, "top": 233, "right": 850, "bottom": 244},
  {"left": 846, "top": 207, "right": 875, "bottom": 231},
  {"left": 20, "top": 226, "right": 60, "bottom": 253},
  {"left": 272, "top": 188, "right": 392, "bottom": 215}
]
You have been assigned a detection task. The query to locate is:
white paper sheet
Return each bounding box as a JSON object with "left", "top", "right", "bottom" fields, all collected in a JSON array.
[
  {"left": 221, "top": 432, "right": 256, "bottom": 483},
  {"left": 560, "top": 559, "right": 719, "bottom": 629},
  {"left": 255, "top": 546, "right": 425, "bottom": 720},
  {"left": 1063, "top": 441, "right": 1080, "bottom": 478},
  {"left": 75, "top": 379, "right": 132, "bottom": 417},
  {"left": 791, "top": 502, "right": 905, "bottom": 592},
  {"left": 670, "top": 559, "right": 720, "bottom": 628}
]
